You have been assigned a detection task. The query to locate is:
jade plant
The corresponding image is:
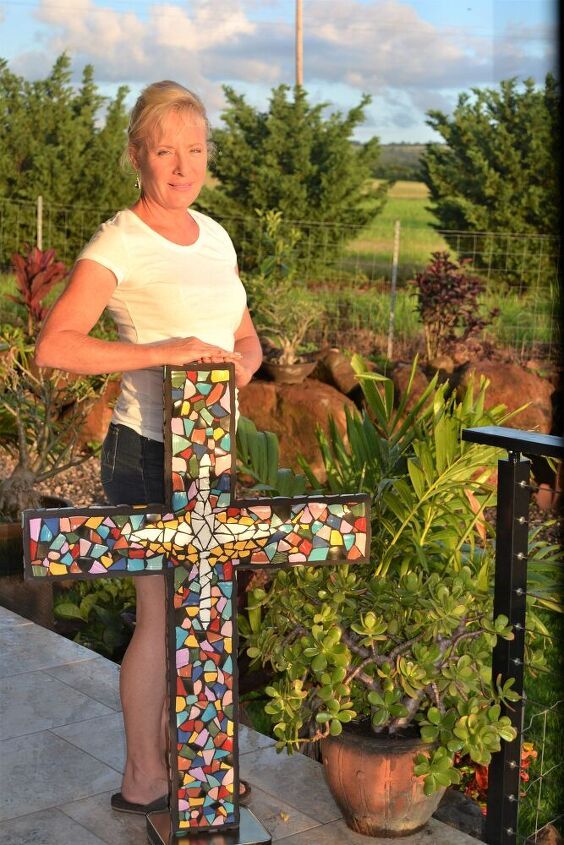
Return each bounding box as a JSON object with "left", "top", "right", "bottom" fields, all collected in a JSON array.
[
  {"left": 240, "top": 358, "right": 559, "bottom": 794},
  {"left": 54, "top": 578, "right": 136, "bottom": 660}
]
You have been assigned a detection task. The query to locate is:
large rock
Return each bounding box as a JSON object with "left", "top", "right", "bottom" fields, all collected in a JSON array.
[
  {"left": 391, "top": 363, "right": 430, "bottom": 412},
  {"left": 312, "top": 348, "right": 358, "bottom": 395},
  {"left": 458, "top": 361, "right": 553, "bottom": 433},
  {"left": 238, "top": 379, "right": 356, "bottom": 479},
  {"left": 526, "top": 824, "right": 563, "bottom": 845}
]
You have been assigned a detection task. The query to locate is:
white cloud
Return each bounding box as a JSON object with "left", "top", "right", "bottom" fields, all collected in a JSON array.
[
  {"left": 9, "top": 0, "right": 556, "bottom": 140},
  {"left": 32, "top": 0, "right": 255, "bottom": 81},
  {"left": 151, "top": 2, "right": 255, "bottom": 51}
]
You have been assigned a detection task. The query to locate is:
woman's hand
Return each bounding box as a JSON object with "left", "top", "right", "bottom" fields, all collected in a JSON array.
[
  {"left": 196, "top": 353, "right": 252, "bottom": 387},
  {"left": 197, "top": 351, "right": 252, "bottom": 387},
  {"left": 153, "top": 337, "right": 242, "bottom": 367},
  {"left": 232, "top": 360, "right": 254, "bottom": 388}
]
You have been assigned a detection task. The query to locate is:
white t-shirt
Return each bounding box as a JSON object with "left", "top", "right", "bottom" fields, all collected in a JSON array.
[{"left": 79, "top": 208, "right": 247, "bottom": 441}]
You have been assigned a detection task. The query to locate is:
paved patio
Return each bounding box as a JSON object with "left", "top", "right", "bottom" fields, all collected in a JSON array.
[{"left": 0, "top": 605, "right": 483, "bottom": 845}]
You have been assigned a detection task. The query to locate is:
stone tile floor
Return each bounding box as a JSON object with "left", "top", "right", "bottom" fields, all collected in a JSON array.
[{"left": 0, "top": 606, "right": 483, "bottom": 845}]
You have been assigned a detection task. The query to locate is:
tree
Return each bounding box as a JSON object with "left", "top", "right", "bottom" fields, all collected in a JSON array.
[
  {"left": 0, "top": 54, "right": 135, "bottom": 264},
  {"left": 372, "top": 142, "right": 426, "bottom": 182},
  {"left": 197, "top": 85, "right": 386, "bottom": 273},
  {"left": 421, "top": 75, "right": 559, "bottom": 287}
]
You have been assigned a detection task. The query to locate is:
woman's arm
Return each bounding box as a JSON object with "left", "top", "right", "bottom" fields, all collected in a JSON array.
[
  {"left": 35, "top": 259, "right": 242, "bottom": 375},
  {"left": 233, "top": 308, "right": 262, "bottom": 388}
]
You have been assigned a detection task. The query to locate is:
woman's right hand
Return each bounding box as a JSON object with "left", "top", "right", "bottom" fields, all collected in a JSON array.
[{"left": 153, "top": 337, "right": 242, "bottom": 367}]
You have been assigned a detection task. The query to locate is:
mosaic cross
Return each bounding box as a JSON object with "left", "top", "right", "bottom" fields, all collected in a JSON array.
[{"left": 23, "top": 365, "right": 370, "bottom": 841}]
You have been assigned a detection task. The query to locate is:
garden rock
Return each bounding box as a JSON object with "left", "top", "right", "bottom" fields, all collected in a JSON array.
[
  {"left": 526, "top": 824, "right": 563, "bottom": 845},
  {"left": 458, "top": 362, "right": 553, "bottom": 433},
  {"left": 427, "top": 354, "right": 455, "bottom": 374},
  {"left": 391, "top": 362, "right": 430, "bottom": 411},
  {"left": 312, "top": 348, "right": 358, "bottom": 395},
  {"left": 433, "top": 788, "right": 484, "bottom": 840},
  {"left": 238, "top": 379, "right": 355, "bottom": 479}
]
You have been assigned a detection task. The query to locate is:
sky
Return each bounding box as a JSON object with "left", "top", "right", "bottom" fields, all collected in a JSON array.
[{"left": 0, "top": 0, "right": 558, "bottom": 143}]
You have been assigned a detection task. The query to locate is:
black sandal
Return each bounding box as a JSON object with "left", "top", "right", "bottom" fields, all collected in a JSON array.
[
  {"left": 111, "top": 782, "right": 250, "bottom": 814},
  {"left": 110, "top": 792, "right": 169, "bottom": 815}
]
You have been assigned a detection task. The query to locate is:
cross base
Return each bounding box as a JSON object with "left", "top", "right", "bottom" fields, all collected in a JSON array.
[{"left": 146, "top": 810, "right": 272, "bottom": 845}]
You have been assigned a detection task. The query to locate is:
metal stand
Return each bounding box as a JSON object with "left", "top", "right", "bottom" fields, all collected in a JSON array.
[
  {"left": 483, "top": 453, "right": 529, "bottom": 845},
  {"left": 461, "top": 427, "right": 564, "bottom": 845},
  {"left": 147, "top": 809, "right": 271, "bottom": 845}
]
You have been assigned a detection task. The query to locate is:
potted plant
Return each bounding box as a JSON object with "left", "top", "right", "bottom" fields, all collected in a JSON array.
[
  {"left": 243, "top": 210, "right": 324, "bottom": 384},
  {"left": 0, "top": 246, "right": 108, "bottom": 623},
  {"left": 242, "top": 359, "right": 556, "bottom": 837}
]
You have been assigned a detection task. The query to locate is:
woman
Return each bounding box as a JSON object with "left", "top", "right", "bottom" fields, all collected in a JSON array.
[{"left": 35, "top": 81, "right": 262, "bottom": 813}]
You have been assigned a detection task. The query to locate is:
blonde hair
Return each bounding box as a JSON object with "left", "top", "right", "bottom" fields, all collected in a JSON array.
[{"left": 122, "top": 80, "right": 214, "bottom": 170}]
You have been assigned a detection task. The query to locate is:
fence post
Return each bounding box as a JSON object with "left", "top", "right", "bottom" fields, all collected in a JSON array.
[
  {"left": 386, "top": 219, "right": 400, "bottom": 360},
  {"left": 484, "top": 452, "right": 529, "bottom": 844},
  {"left": 461, "top": 427, "right": 564, "bottom": 845},
  {"left": 36, "top": 195, "right": 43, "bottom": 251}
]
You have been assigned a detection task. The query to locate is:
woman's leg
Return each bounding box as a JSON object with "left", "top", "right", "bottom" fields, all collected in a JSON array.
[
  {"left": 101, "top": 424, "right": 169, "bottom": 804},
  {"left": 119, "top": 573, "right": 169, "bottom": 803}
]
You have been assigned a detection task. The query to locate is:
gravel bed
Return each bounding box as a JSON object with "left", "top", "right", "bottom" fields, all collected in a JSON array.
[
  {"left": 40, "top": 455, "right": 107, "bottom": 506},
  {"left": 2, "top": 453, "right": 106, "bottom": 507}
]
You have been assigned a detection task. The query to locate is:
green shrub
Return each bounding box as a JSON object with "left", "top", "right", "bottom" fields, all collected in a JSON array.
[
  {"left": 240, "top": 358, "right": 561, "bottom": 793},
  {"left": 410, "top": 251, "right": 497, "bottom": 360},
  {"left": 54, "top": 579, "right": 135, "bottom": 659}
]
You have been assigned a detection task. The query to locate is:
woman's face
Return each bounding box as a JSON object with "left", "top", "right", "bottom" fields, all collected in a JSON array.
[{"left": 133, "top": 108, "right": 208, "bottom": 211}]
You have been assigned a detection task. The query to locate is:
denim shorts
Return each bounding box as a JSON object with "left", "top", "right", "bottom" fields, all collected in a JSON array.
[{"left": 100, "top": 423, "right": 165, "bottom": 506}]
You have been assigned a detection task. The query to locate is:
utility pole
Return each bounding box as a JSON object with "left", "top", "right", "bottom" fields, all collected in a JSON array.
[
  {"left": 295, "top": 0, "right": 303, "bottom": 85},
  {"left": 36, "top": 195, "right": 43, "bottom": 251}
]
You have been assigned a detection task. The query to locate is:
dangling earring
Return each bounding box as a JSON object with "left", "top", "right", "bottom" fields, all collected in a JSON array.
[{"left": 134, "top": 173, "right": 141, "bottom": 190}]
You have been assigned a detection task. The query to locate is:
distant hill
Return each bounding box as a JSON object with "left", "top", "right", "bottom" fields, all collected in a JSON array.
[{"left": 373, "top": 143, "right": 428, "bottom": 182}]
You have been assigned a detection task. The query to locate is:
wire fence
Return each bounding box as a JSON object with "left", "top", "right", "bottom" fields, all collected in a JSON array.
[
  {"left": 0, "top": 197, "right": 115, "bottom": 268},
  {"left": 0, "top": 197, "right": 559, "bottom": 362},
  {"left": 516, "top": 697, "right": 563, "bottom": 843}
]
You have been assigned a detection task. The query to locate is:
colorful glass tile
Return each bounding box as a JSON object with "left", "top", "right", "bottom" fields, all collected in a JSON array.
[{"left": 23, "top": 365, "right": 370, "bottom": 835}]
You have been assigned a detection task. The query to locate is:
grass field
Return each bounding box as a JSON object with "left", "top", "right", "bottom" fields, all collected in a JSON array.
[
  {"left": 343, "top": 181, "right": 449, "bottom": 282},
  {"left": 323, "top": 181, "right": 556, "bottom": 358}
]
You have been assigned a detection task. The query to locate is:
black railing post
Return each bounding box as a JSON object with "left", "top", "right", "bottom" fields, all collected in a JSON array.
[
  {"left": 461, "top": 427, "right": 564, "bottom": 845},
  {"left": 484, "top": 452, "right": 530, "bottom": 845}
]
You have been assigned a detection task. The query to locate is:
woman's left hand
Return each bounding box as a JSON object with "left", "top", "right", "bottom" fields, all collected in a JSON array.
[
  {"left": 197, "top": 355, "right": 253, "bottom": 388},
  {"left": 233, "top": 360, "right": 253, "bottom": 388},
  {"left": 197, "top": 307, "right": 261, "bottom": 389}
]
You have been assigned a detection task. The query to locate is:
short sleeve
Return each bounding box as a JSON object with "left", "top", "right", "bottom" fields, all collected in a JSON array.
[
  {"left": 77, "top": 216, "right": 128, "bottom": 285},
  {"left": 191, "top": 210, "right": 238, "bottom": 265}
]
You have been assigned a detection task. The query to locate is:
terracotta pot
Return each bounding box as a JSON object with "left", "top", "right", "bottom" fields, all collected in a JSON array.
[
  {"left": 321, "top": 727, "right": 445, "bottom": 838},
  {"left": 78, "top": 378, "right": 121, "bottom": 444},
  {"left": 262, "top": 360, "right": 317, "bottom": 384}
]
